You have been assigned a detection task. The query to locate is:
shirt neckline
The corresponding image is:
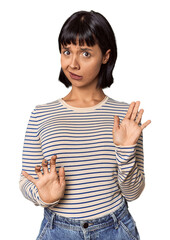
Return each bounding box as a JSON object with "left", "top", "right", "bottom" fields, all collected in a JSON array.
[{"left": 58, "top": 95, "right": 109, "bottom": 112}]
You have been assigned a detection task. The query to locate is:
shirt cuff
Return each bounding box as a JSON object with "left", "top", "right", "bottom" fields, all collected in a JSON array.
[
  {"left": 36, "top": 191, "right": 60, "bottom": 207},
  {"left": 115, "top": 144, "right": 137, "bottom": 172}
]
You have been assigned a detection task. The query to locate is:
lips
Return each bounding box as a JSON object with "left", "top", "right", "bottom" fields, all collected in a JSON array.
[
  {"left": 69, "top": 71, "right": 82, "bottom": 77},
  {"left": 69, "top": 71, "right": 83, "bottom": 80}
]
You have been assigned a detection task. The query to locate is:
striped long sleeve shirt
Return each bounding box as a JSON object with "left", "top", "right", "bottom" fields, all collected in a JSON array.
[{"left": 19, "top": 95, "right": 145, "bottom": 220}]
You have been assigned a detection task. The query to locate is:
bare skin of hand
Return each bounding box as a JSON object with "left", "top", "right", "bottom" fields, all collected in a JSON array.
[
  {"left": 113, "top": 101, "right": 151, "bottom": 146},
  {"left": 22, "top": 155, "right": 66, "bottom": 203}
]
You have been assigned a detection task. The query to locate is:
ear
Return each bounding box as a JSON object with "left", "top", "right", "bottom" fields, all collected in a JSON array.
[{"left": 102, "top": 49, "right": 111, "bottom": 64}]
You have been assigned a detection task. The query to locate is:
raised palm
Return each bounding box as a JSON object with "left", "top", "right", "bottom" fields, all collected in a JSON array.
[
  {"left": 22, "top": 155, "right": 66, "bottom": 203},
  {"left": 112, "top": 101, "right": 151, "bottom": 146}
]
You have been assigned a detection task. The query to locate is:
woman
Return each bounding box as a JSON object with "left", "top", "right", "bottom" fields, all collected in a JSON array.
[{"left": 19, "top": 10, "right": 151, "bottom": 240}]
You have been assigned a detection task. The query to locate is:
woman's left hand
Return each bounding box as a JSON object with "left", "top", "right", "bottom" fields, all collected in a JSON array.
[{"left": 112, "top": 101, "right": 151, "bottom": 146}]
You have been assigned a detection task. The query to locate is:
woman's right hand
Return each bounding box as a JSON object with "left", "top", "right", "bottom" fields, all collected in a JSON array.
[{"left": 22, "top": 155, "right": 66, "bottom": 203}]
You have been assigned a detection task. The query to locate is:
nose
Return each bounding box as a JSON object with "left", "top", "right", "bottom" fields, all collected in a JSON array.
[{"left": 69, "top": 55, "right": 80, "bottom": 69}]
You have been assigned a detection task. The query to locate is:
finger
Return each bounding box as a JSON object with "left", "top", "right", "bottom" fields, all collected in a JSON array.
[
  {"left": 131, "top": 101, "right": 140, "bottom": 120},
  {"left": 35, "top": 165, "right": 43, "bottom": 178},
  {"left": 58, "top": 167, "right": 66, "bottom": 185},
  {"left": 124, "top": 102, "right": 136, "bottom": 119},
  {"left": 113, "top": 115, "right": 119, "bottom": 131},
  {"left": 50, "top": 155, "right": 58, "bottom": 173},
  {"left": 135, "top": 109, "right": 144, "bottom": 124},
  {"left": 22, "top": 170, "right": 37, "bottom": 185},
  {"left": 42, "top": 159, "right": 49, "bottom": 174},
  {"left": 141, "top": 120, "right": 151, "bottom": 130}
]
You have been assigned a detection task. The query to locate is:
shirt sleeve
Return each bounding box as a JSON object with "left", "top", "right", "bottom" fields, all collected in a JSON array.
[
  {"left": 19, "top": 106, "right": 60, "bottom": 207},
  {"left": 115, "top": 131, "right": 145, "bottom": 201}
]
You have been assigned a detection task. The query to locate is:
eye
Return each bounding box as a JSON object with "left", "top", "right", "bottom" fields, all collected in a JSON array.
[
  {"left": 63, "top": 50, "right": 70, "bottom": 55},
  {"left": 83, "top": 51, "right": 91, "bottom": 57}
]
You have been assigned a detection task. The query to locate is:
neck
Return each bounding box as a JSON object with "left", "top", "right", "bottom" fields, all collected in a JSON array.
[{"left": 63, "top": 88, "right": 105, "bottom": 102}]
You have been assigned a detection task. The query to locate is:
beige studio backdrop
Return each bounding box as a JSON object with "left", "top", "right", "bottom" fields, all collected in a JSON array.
[{"left": 0, "top": 0, "right": 169, "bottom": 239}]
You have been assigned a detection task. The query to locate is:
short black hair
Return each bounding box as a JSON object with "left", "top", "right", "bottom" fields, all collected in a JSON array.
[{"left": 58, "top": 10, "right": 117, "bottom": 89}]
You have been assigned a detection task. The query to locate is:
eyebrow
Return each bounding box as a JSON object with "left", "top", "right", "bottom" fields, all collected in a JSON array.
[{"left": 61, "top": 46, "right": 93, "bottom": 52}]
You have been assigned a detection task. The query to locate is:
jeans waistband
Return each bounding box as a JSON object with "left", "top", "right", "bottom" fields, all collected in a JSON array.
[{"left": 44, "top": 198, "right": 129, "bottom": 230}]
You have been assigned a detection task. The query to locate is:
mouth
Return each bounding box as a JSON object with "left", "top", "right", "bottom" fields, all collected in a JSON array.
[{"left": 69, "top": 71, "right": 83, "bottom": 80}]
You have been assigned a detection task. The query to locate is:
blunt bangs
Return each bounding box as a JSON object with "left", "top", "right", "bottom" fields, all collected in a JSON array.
[{"left": 59, "top": 13, "right": 98, "bottom": 52}]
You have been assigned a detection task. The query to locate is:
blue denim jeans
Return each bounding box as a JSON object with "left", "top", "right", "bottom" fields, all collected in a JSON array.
[{"left": 36, "top": 198, "right": 140, "bottom": 240}]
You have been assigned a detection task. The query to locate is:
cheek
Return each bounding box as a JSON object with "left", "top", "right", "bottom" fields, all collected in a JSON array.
[
  {"left": 84, "top": 60, "right": 102, "bottom": 76},
  {"left": 61, "top": 57, "right": 67, "bottom": 68},
  {"left": 61, "top": 55, "right": 71, "bottom": 69}
]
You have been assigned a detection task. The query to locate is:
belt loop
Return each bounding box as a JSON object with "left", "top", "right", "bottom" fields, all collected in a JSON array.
[
  {"left": 49, "top": 212, "right": 56, "bottom": 230},
  {"left": 110, "top": 212, "right": 119, "bottom": 229}
]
